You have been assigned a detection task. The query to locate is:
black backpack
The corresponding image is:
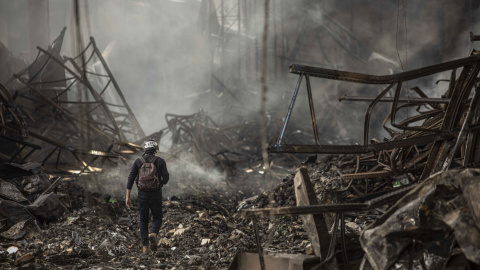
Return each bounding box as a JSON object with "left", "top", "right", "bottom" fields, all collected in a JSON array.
[{"left": 136, "top": 156, "right": 160, "bottom": 191}]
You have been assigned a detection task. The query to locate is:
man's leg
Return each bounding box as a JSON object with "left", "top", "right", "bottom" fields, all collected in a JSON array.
[
  {"left": 138, "top": 195, "right": 150, "bottom": 251},
  {"left": 148, "top": 195, "right": 163, "bottom": 251},
  {"left": 150, "top": 196, "right": 163, "bottom": 233}
]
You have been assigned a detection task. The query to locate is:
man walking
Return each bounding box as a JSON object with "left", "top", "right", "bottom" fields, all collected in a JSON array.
[{"left": 126, "top": 139, "right": 169, "bottom": 253}]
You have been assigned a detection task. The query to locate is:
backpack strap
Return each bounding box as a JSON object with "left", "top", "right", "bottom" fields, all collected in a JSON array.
[
  {"left": 135, "top": 157, "right": 145, "bottom": 187},
  {"left": 138, "top": 156, "right": 146, "bottom": 169},
  {"left": 138, "top": 156, "right": 158, "bottom": 168}
]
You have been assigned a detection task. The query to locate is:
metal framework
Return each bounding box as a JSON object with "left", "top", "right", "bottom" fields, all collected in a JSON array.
[
  {"left": 270, "top": 50, "right": 480, "bottom": 180},
  {"left": 1, "top": 28, "right": 144, "bottom": 174}
]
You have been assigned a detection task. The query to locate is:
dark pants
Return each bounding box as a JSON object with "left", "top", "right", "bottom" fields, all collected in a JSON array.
[{"left": 137, "top": 189, "right": 163, "bottom": 246}]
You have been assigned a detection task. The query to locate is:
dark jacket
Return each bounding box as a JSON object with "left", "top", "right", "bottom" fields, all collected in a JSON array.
[{"left": 126, "top": 153, "right": 169, "bottom": 191}]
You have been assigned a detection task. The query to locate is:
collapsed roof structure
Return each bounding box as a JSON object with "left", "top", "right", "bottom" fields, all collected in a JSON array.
[{"left": 0, "top": 28, "right": 145, "bottom": 175}]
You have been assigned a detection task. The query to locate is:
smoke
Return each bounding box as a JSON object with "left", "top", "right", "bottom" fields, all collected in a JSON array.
[
  {"left": 162, "top": 154, "right": 227, "bottom": 198},
  {"left": 2, "top": 0, "right": 478, "bottom": 196},
  {"left": 36, "top": 0, "right": 476, "bottom": 142},
  {"left": 78, "top": 152, "right": 227, "bottom": 200},
  {"left": 78, "top": 159, "right": 134, "bottom": 199}
]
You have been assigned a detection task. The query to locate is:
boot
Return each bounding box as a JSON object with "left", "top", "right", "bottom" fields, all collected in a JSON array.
[
  {"left": 142, "top": 246, "right": 150, "bottom": 254},
  {"left": 149, "top": 233, "right": 158, "bottom": 251}
]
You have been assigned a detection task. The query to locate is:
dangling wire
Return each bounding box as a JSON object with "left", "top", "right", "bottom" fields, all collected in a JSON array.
[
  {"left": 402, "top": 0, "right": 408, "bottom": 72},
  {"left": 395, "top": 0, "right": 409, "bottom": 72},
  {"left": 402, "top": 0, "right": 409, "bottom": 119},
  {"left": 396, "top": 0, "right": 410, "bottom": 121},
  {"left": 395, "top": 0, "right": 405, "bottom": 72}
]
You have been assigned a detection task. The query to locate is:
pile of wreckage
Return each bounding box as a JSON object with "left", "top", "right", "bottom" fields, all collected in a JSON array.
[
  {"left": 0, "top": 28, "right": 311, "bottom": 269},
  {"left": 0, "top": 27, "right": 145, "bottom": 175},
  {"left": 239, "top": 36, "right": 480, "bottom": 269},
  {"left": 1, "top": 27, "right": 480, "bottom": 269}
]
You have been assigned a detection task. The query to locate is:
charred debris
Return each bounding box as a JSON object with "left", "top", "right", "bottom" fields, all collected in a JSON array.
[
  {"left": 244, "top": 40, "right": 480, "bottom": 269},
  {"left": 1, "top": 25, "right": 480, "bottom": 270}
]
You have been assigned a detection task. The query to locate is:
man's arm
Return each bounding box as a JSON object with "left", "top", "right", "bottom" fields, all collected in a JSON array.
[
  {"left": 157, "top": 158, "right": 170, "bottom": 185},
  {"left": 126, "top": 159, "right": 139, "bottom": 189},
  {"left": 125, "top": 159, "right": 139, "bottom": 207},
  {"left": 125, "top": 189, "right": 132, "bottom": 208}
]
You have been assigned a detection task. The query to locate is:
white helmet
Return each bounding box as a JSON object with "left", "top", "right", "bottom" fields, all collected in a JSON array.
[{"left": 143, "top": 140, "right": 159, "bottom": 153}]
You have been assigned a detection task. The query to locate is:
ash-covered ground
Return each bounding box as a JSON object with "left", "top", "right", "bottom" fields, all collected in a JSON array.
[
  {"left": 2, "top": 154, "right": 480, "bottom": 269},
  {"left": 0, "top": 155, "right": 360, "bottom": 269}
]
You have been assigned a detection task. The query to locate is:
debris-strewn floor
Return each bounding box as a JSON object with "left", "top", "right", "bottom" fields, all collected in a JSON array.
[
  {"left": 0, "top": 154, "right": 376, "bottom": 269},
  {"left": 0, "top": 168, "right": 307, "bottom": 269},
  {"left": 2, "top": 153, "right": 480, "bottom": 269}
]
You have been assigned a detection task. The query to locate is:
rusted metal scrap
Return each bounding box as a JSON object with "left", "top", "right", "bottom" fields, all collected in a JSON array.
[
  {"left": 156, "top": 110, "right": 302, "bottom": 181},
  {"left": 244, "top": 43, "right": 480, "bottom": 269},
  {"left": 0, "top": 28, "right": 145, "bottom": 175},
  {"left": 270, "top": 49, "right": 480, "bottom": 181}
]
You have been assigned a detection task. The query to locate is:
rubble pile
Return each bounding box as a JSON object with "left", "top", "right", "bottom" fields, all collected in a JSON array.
[
  {"left": 361, "top": 168, "right": 480, "bottom": 268},
  {"left": 244, "top": 158, "right": 480, "bottom": 269},
  {"left": 1, "top": 146, "right": 479, "bottom": 269},
  {"left": 242, "top": 47, "right": 480, "bottom": 268},
  {"left": 0, "top": 170, "right": 310, "bottom": 269}
]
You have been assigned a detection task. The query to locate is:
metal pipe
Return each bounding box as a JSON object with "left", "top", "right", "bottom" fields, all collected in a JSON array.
[
  {"left": 315, "top": 212, "right": 340, "bottom": 269},
  {"left": 268, "top": 132, "right": 455, "bottom": 154},
  {"left": 306, "top": 75, "right": 320, "bottom": 145},
  {"left": 364, "top": 83, "right": 395, "bottom": 146},
  {"left": 276, "top": 74, "right": 303, "bottom": 145},
  {"left": 339, "top": 95, "right": 449, "bottom": 104},
  {"left": 447, "top": 68, "right": 456, "bottom": 98},
  {"left": 289, "top": 55, "right": 480, "bottom": 85},
  {"left": 444, "top": 86, "right": 480, "bottom": 169},
  {"left": 391, "top": 102, "right": 443, "bottom": 132},
  {"left": 253, "top": 216, "right": 266, "bottom": 270}
]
